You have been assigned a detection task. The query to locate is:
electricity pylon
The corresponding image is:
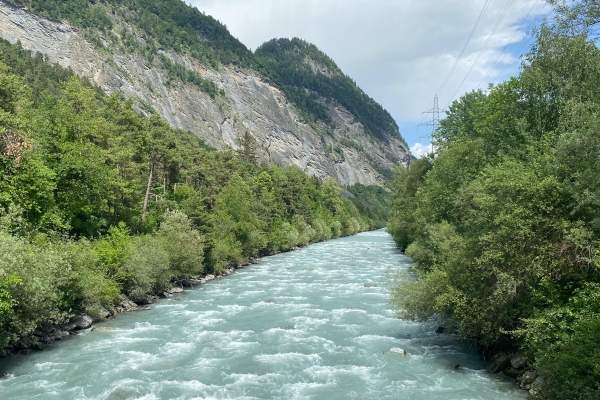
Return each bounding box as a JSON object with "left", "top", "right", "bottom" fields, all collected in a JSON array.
[{"left": 418, "top": 95, "right": 442, "bottom": 155}]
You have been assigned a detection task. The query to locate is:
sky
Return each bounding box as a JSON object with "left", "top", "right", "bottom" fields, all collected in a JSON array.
[{"left": 189, "top": 0, "right": 551, "bottom": 157}]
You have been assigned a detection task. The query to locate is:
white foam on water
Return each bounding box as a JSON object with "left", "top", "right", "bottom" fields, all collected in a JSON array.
[
  {"left": 34, "top": 361, "right": 73, "bottom": 371},
  {"left": 116, "top": 350, "right": 160, "bottom": 370},
  {"left": 254, "top": 352, "right": 322, "bottom": 365},
  {"left": 304, "top": 364, "right": 377, "bottom": 382},
  {"left": 278, "top": 380, "right": 336, "bottom": 400},
  {"left": 217, "top": 304, "right": 248, "bottom": 315},
  {"left": 223, "top": 372, "right": 283, "bottom": 386},
  {"left": 288, "top": 316, "right": 329, "bottom": 329},
  {"left": 31, "top": 379, "right": 66, "bottom": 390},
  {"left": 160, "top": 342, "right": 196, "bottom": 356},
  {"left": 353, "top": 334, "right": 403, "bottom": 345}
]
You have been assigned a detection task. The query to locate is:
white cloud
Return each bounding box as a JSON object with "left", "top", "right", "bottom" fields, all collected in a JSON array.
[
  {"left": 190, "top": 0, "right": 550, "bottom": 146},
  {"left": 410, "top": 142, "right": 433, "bottom": 158}
]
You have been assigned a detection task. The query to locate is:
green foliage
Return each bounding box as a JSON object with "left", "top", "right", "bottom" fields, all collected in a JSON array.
[
  {"left": 387, "top": 6, "right": 600, "bottom": 398},
  {"left": 0, "top": 33, "right": 380, "bottom": 354},
  {"left": 346, "top": 183, "right": 392, "bottom": 229}
]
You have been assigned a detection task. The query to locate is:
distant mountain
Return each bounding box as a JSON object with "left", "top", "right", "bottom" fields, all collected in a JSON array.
[{"left": 0, "top": 0, "right": 410, "bottom": 184}]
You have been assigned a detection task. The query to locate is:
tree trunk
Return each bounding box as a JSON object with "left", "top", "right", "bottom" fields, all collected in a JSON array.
[{"left": 142, "top": 162, "right": 154, "bottom": 224}]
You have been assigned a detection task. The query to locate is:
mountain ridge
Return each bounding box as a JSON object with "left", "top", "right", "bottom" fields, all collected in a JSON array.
[{"left": 0, "top": 0, "right": 410, "bottom": 184}]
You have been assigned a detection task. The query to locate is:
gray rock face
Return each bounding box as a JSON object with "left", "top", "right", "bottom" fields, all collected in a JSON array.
[{"left": 0, "top": 1, "right": 410, "bottom": 185}]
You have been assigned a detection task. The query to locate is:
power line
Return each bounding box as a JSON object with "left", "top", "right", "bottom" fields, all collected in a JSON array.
[
  {"left": 437, "top": 0, "right": 494, "bottom": 96},
  {"left": 476, "top": 0, "right": 541, "bottom": 90},
  {"left": 448, "top": 0, "right": 515, "bottom": 106},
  {"left": 489, "top": 3, "right": 551, "bottom": 85}
]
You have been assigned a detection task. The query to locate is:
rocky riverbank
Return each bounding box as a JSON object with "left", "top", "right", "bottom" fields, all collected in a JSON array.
[{"left": 0, "top": 258, "right": 262, "bottom": 359}]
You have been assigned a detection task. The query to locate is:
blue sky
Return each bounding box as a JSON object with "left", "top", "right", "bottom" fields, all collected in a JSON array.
[{"left": 190, "top": 0, "right": 551, "bottom": 157}]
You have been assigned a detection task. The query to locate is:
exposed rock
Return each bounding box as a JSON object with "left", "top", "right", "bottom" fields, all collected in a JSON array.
[
  {"left": 93, "top": 309, "right": 112, "bottom": 322},
  {"left": 389, "top": 348, "right": 408, "bottom": 356},
  {"left": 133, "top": 295, "right": 159, "bottom": 305},
  {"left": 0, "top": 2, "right": 411, "bottom": 186},
  {"left": 49, "top": 329, "right": 70, "bottom": 341},
  {"left": 502, "top": 367, "right": 520, "bottom": 379},
  {"left": 71, "top": 314, "right": 93, "bottom": 330},
  {"left": 486, "top": 353, "right": 512, "bottom": 373},
  {"left": 529, "top": 377, "right": 545, "bottom": 398},
  {"left": 204, "top": 274, "right": 216, "bottom": 282},
  {"left": 185, "top": 278, "right": 203, "bottom": 286},
  {"left": 0, "top": 371, "right": 9, "bottom": 378},
  {"left": 518, "top": 371, "right": 538, "bottom": 390},
  {"left": 510, "top": 352, "right": 527, "bottom": 369},
  {"left": 169, "top": 287, "right": 184, "bottom": 294},
  {"left": 116, "top": 299, "right": 138, "bottom": 313},
  {"left": 435, "top": 326, "right": 445, "bottom": 334}
]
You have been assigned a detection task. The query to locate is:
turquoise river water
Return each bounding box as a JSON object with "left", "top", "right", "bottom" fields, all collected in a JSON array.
[{"left": 0, "top": 230, "right": 526, "bottom": 399}]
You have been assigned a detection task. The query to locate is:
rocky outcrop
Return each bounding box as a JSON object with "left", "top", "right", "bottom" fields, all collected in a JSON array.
[{"left": 0, "top": 1, "right": 410, "bottom": 185}]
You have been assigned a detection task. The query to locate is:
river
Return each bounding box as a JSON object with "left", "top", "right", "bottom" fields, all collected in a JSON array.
[{"left": 0, "top": 230, "right": 526, "bottom": 399}]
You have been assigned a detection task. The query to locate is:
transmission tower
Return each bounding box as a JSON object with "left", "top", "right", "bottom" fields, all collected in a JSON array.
[{"left": 418, "top": 95, "right": 442, "bottom": 154}]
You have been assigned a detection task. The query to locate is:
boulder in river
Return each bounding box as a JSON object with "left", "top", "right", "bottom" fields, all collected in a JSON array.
[
  {"left": 486, "top": 353, "right": 511, "bottom": 373},
  {"left": 435, "top": 326, "right": 445, "bottom": 334},
  {"left": 169, "top": 286, "right": 184, "bottom": 294},
  {"left": 389, "top": 348, "right": 408, "bottom": 356}
]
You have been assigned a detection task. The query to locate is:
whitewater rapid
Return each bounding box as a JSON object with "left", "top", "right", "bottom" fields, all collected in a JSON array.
[{"left": 0, "top": 230, "right": 525, "bottom": 399}]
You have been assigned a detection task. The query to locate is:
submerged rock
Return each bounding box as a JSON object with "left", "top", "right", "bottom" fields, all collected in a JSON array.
[
  {"left": 364, "top": 283, "right": 376, "bottom": 288},
  {"left": 390, "top": 348, "right": 407, "bottom": 356}
]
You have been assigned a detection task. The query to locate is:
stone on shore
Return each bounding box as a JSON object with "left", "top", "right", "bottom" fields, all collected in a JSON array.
[
  {"left": 518, "top": 371, "right": 538, "bottom": 390},
  {"left": 116, "top": 299, "right": 138, "bottom": 313},
  {"left": 510, "top": 352, "right": 527, "bottom": 369}
]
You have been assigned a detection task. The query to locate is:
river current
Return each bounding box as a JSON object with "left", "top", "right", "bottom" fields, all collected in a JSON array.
[{"left": 0, "top": 230, "right": 526, "bottom": 399}]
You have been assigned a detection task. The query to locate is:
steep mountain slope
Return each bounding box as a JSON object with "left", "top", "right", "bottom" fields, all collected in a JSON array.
[{"left": 0, "top": 0, "right": 410, "bottom": 184}]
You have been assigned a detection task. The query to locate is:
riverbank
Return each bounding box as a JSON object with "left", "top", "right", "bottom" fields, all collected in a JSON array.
[{"left": 0, "top": 255, "right": 263, "bottom": 358}]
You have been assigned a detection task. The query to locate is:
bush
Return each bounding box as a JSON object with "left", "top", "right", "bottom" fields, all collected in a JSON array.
[
  {"left": 156, "top": 210, "right": 204, "bottom": 278},
  {"left": 123, "top": 235, "right": 171, "bottom": 298}
]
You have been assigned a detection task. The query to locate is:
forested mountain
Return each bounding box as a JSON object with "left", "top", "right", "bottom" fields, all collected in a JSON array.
[
  {"left": 387, "top": 2, "right": 600, "bottom": 399},
  {"left": 0, "top": 0, "right": 410, "bottom": 185},
  {"left": 255, "top": 38, "right": 404, "bottom": 145}
]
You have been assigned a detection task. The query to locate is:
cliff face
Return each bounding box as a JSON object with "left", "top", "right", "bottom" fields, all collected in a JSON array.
[{"left": 0, "top": 1, "right": 410, "bottom": 185}]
